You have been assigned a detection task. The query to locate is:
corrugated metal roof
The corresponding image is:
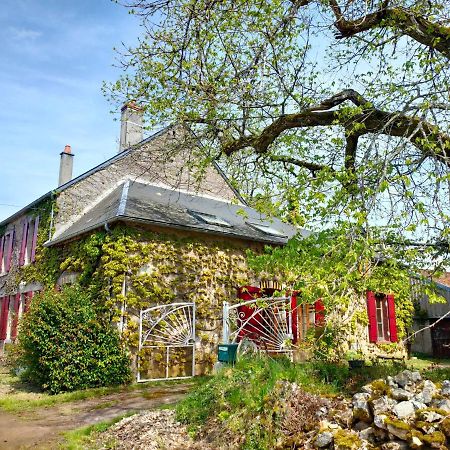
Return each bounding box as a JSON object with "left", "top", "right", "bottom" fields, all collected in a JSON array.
[{"left": 46, "top": 181, "right": 306, "bottom": 246}]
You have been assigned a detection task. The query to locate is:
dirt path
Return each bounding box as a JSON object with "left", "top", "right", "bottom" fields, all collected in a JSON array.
[{"left": 0, "top": 383, "right": 192, "bottom": 449}]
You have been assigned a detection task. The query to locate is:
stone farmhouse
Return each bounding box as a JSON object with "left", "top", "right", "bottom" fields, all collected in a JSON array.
[{"left": 0, "top": 104, "right": 404, "bottom": 379}]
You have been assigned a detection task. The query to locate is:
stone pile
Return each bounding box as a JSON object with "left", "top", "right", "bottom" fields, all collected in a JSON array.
[{"left": 313, "top": 370, "right": 450, "bottom": 450}]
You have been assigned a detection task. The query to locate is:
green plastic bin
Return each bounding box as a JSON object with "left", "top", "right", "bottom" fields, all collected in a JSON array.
[{"left": 218, "top": 343, "right": 238, "bottom": 364}]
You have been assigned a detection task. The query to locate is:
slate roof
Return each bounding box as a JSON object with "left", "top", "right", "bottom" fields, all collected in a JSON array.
[{"left": 46, "top": 181, "right": 306, "bottom": 246}]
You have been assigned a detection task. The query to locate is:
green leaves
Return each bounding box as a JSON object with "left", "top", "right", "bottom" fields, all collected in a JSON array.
[
  {"left": 16, "top": 286, "right": 131, "bottom": 394},
  {"left": 248, "top": 221, "right": 419, "bottom": 345},
  {"left": 109, "top": 0, "right": 450, "bottom": 251}
]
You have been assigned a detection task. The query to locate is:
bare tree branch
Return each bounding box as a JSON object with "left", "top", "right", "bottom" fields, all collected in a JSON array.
[
  {"left": 219, "top": 90, "right": 450, "bottom": 172},
  {"left": 327, "top": 1, "right": 450, "bottom": 58}
]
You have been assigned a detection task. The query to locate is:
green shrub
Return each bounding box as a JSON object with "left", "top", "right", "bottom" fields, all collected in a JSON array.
[
  {"left": 16, "top": 286, "right": 131, "bottom": 394},
  {"left": 311, "top": 361, "right": 349, "bottom": 386}
]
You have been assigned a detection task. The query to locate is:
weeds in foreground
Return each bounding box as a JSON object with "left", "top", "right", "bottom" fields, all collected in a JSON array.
[
  {"left": 176, "top": 355, "right": 450, "bottom": 450},
  {"left": 176, "top": 357, "right": 344, "bottom": 448}
]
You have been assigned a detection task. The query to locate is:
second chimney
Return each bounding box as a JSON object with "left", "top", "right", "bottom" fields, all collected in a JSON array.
[
  {"left": 58, "top": 145, "right": 74, "bottom": 186},
  {"left": 119, "top": 102, "right": 144, "bottom": 152}
]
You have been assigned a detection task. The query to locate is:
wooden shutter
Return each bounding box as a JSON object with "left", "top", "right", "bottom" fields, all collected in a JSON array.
[
  {"left": 24, "top": 291, "right": 34, "bottom": 313},
  {"left": 0, "top": 297, "right": 10, "bottom": 340},
  {"left": 10, "top": 294, "right": 21, "bottom": 341},
  {"left": 30, "top": 216, "right": 39, "bottom": 263},
  {"left": 367, "top": 290, "right": 378, "bottom": 343},
  {"left": 19, "top": 221, "right": 29, "bottom": 266},
  {"left": 315, "top": 299, "right": 325, "bottom": 325},
  {"left": 291, "top": 292, "right": 298, "bottom": 344},
  {"left": 0, "top": 235, "right": 4, "bottom": 273},
  {"left": 5, "top": 230, "right": 14, "bottom": 273},
  {"left": 387, "top": 294, "right": 398, "bottom": 342}
]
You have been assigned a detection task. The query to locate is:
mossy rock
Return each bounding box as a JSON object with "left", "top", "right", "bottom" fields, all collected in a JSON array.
[
  {"left": 440, "top": 417, "right": 450, "bottom": 437},
  {"left": 370, "top": 379, "right": 392, "bottom": 398},
  {"left": 384, "top": 417, "right": 411, "bottom": 431},
  {"left": 415, "top": 407, "right": 447, "bottom": 421},
  {"left": 333, "top": 429, "right": 362, "bottom": 450},
  {"left": 407, "top": 428, "right": 425, "bottom": 449},
  {"left": 421, "top": 430, "right": 446, "bottom": 447}
]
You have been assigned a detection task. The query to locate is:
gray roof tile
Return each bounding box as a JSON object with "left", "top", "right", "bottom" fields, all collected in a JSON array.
[{"left": 46, "top": 181, "right": 307, "bottom": 246}]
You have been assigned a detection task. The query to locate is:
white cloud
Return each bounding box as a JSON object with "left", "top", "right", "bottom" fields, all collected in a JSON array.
[{"left": 9, "top": 26, "right": 42, "bottom": 41}]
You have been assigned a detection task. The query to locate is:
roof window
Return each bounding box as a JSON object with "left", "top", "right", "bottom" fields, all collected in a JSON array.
[
  {"left": 189, "top": 211, "right": 232, "bottom": 227},
  {"left": 246, "top": 222, "right": 287, "bottom": 237}
]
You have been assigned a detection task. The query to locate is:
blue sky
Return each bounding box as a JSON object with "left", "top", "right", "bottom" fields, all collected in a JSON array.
[{"left": 0, "top": 0, "right": 141, "bottom": 221}]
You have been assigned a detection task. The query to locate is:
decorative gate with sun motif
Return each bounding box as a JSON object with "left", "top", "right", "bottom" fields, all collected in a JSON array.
[
  {"left": 222, "top": 296, "right": 298, "bottom": 359},
  {"left": 137, "top": 302, "right": 196, "bottom": 382}
]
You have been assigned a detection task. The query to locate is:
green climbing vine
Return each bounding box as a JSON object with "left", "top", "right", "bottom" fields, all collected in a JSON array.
[
  {"left": 20, "top": 197, "right": 60, "bottom": 289},
  {"left": 50, "top": 225, "right": 252, "bottom": 371}
]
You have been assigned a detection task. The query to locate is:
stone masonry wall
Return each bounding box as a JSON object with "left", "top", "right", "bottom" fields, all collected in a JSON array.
[{"left": 55, "top": 127, "right": 238, "bottom": 233}]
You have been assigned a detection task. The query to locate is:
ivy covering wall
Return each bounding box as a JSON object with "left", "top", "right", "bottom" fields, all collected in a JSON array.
[{"left": 17, "top": 200, "right": 254, "bottom": 373}]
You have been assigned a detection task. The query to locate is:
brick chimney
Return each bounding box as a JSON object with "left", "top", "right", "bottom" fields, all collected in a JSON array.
[
  {"left": 58, "top": 145, "right": 74, "bottom": 186},
  {"left": 119, "top": 102, "right": 144, "bottom": 152}
]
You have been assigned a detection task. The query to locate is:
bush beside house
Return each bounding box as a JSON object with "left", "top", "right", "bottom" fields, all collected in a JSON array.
[{"left": 15, "top": 286, "right": 131, "bottom": 394}]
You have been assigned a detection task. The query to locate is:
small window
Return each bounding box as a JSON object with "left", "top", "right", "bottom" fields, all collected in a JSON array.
[
  {"left": 189, "top": 211, "right": 232, "bottom": 227},
  {"left": 0, "top": 236, "right": 5, "bottom": 273},
  {"left": 246, "top": 222, "right": 287, "bottom": 237},
  {"left": 24, "top": 217, "right": 39, "bottom": 265},
  {"left": 367, "top": 291, "right": 397, "bottom": 343},
  {"left": 375, "top": 293, "right": 390, "bottom": 342}
]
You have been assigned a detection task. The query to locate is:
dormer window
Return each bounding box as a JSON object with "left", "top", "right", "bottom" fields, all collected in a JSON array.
[
  {"left": 246, "top": 222, "right": 286, "bottom": 237},
  {"left": 189, "top": 211, "right": 232, "bottom": 227}
]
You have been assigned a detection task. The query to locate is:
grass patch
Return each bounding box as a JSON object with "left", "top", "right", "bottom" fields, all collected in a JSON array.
[
  {"left": 61, "top": 412, "right": 134, "bottom": 449},
  {"left": 422, "top": 366, "right": 450, "bottom": 383},
  {"left": 90, "top": 400, "right": 118, "bottom": 410}
]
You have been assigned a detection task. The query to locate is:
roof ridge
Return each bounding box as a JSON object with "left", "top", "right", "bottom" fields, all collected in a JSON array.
[{"left": 117, "top": 180, "right": 130, "bottom": 216}]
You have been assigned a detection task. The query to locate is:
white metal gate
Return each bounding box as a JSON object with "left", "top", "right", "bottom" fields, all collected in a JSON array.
[
  {"left": 222, "top": 297, "right": 296, "bottom": 358},
  {"left": 138, "top": 302, "right": 196, "bottom": 382}
]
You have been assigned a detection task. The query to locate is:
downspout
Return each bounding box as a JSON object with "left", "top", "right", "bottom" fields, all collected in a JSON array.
[
  {"left": 119, "top": 276, "right": 127, "bottom": 334},
  {"left": 48, "top": 199, "right": 55, "bottom": 241}
]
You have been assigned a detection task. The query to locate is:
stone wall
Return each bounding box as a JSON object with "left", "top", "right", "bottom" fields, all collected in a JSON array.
[
  {"left": 326, "top": 295, "right": 406, "bottom": 360},
  {"left": 55, "top": 128, "right": 238, "bottom": 233}
]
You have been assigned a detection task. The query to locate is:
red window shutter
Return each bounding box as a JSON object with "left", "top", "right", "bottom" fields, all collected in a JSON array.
[
  {"left": 315, "top": 299, "right": 325, "bottom": 325},
  {"left": 291, "top": 293, "right": 298, "bottom": 344},
  {"left": 367, "top": 291, "right": 378, "bottom": 343},
  {"left": 19, "top": 221, "right": 29, "bottom": 266},
  {"left": 30, "top": 216, "right": 40, "bottom": 263},
  {"left": 0, "top": 297, "right": 10, "bottom": 340},
  {"left": 0, "top": 235, "right": 4, "bottom": 273},
  {"left": 386, "top": 294, "right": 398, "bottom": 342},
  {"left": 5, "top": 230, "right": 14, "bottom": 272},
  {"left": 24, "top": 291, "right": 34, "bottom": 313},
  {"left": 10, "top": 294, "right": 21, "bottom": 341}
]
